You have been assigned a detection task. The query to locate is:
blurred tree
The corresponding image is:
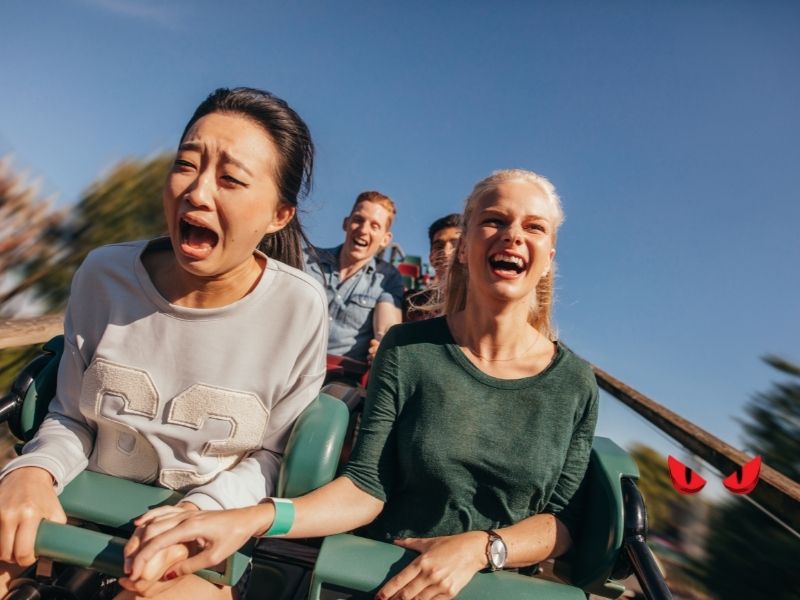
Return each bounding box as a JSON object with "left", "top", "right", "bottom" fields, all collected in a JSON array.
[
  {"left": 737, "top": 355, "right": 800, "bottom": 481},
  {"left": 26, "top": 154, "right": 171, "bottom": 309},
  {"left": 0, "top": 155, "right": 66, "bottom": 461},
  {"left": 0, "top": 156, "right": 64, "bottom": 313},
  {"left": 629, "top": 444, "right": 694, "bottom": 539},
  {"left": 1, "top": 155, "right": 171, "bottom": 462},
  {"left": 694, "top": 356, "right": 800, "bottom": 599}
]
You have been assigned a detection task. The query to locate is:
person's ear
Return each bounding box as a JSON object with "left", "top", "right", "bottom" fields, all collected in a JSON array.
[
  {"left": 456, "top": 238, "right": 467, "bottom": 264},
  {"left": 542, "top": 248, "right": 556, "bottom": 277},
  {"left": 381, "top": 230, "right": 393, "bottom": 249},
  {"left": 265, "top": 203, "right": 296, "bottom": 234},
  {"left": 342, "top": 216, "right": 349, "bottom": 232}
]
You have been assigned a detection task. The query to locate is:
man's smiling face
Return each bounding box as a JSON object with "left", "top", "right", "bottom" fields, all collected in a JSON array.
[{"left": 341, "top": 200, "right": 393, "bottom": 264}]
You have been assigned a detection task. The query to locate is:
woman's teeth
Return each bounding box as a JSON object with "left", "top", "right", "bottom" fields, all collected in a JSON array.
[{"left": 489, "top": 252, "right": 525, "bottom": 272}]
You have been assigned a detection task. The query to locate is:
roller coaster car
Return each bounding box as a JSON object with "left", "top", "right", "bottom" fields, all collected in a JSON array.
[{"left": 0, "top": 337, "right": 671, "bottom": 600}]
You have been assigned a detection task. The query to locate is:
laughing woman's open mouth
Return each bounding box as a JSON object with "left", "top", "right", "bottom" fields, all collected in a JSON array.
[{"left": 488, "top": 251, "right": 527, "bottom": 279}]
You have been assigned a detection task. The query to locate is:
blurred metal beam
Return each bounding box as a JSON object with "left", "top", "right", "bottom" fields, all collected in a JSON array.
[
  {"left": 0, "top": 314, "right": 63, "bottom": 350},
  {"left": 592, "top": 363, "right": 800, "bottom": 533}
]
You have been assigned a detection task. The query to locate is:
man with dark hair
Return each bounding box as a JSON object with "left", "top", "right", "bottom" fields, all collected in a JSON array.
[
  {"left": 405, "top": 213, "right": 462, "bottom": 321},
  {"left": 427, "top": 213, "right": 461, "bottom": 282},
  {"left": 304, "top": 191, "right": 403, "bottom": 362}
]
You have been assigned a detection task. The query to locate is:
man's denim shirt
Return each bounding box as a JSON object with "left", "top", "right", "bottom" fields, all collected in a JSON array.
[{"left": 303, "top": 245, "right": 404, "bottom": 361}]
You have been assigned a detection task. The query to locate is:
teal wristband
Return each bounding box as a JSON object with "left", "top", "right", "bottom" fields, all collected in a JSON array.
[{"left": 264, "top": 498, "right": 295, "bottom": 537}]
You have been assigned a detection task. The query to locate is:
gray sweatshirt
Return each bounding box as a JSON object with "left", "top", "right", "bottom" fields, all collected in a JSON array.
[{"left": 1, "top": 239, "right": 328, "bottom": 510}]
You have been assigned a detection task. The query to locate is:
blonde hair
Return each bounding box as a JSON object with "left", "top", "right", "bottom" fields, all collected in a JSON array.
[{"left": 443, "top": 169, "right": 565, "bottom": 340}]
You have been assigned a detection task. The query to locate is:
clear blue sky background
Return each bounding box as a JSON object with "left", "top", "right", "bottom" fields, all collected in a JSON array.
[{"left": 2, "top": 1, "right": 798, "bottom": 458}]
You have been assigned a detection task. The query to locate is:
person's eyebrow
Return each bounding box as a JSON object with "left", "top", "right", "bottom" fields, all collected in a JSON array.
[
  {"left": 178, "top": 141, "right": 203, "bottom": 153},
  {"left": 221, "top": 151, "right": 254, "bottom": 178},
  {"left": 176, "top": 142, "right": 254, "bottom": 178},
  {"left": 480, "top": 207, "right": 551, "bottom": 222}
]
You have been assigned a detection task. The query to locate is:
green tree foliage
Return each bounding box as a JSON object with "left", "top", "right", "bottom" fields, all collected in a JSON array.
[
  {"left": 629, "top": 444, "right": 693, "bottom": 538},
  {"left": 29, "top": 154, "right": 172, "bottom": 309},
  {"left": 738, "top": 355, "right": 800, "bottom": 482},
  {"left": 694, "top": 356, "right": 800, "bottom": 599},
  {"left": 0, "top": 156, "right": 64, "bottom": 312},
  {"left": 1, "top": 155, "right": 172, "bottom": 464}
]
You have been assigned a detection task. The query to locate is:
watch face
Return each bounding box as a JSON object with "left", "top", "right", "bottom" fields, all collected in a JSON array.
[{"left": 489, "top": 538, "right": 507, "bottom": 568}]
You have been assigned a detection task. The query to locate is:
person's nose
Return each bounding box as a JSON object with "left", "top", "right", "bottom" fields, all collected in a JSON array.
[
  {"left": 502, "top": 222, "right": 523, "bottom": 245},
  {"left": 183, "top": 171, "right": 215, "bottom": 210}
]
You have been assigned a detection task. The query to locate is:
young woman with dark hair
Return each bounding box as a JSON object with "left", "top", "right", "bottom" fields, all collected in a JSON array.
[{"left": 0, "top": 87, "right": 327, "bottom": 600}]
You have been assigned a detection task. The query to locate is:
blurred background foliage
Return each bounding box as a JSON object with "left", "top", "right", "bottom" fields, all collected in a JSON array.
[
  {"left": 19, "top": 155, "right": 171, "bottom": 310},
  {"left": 629, "top": 443, "right": 694, "bottom": 536},
  {"left": 1, "top": 154, "right": 170, "bottom": 458},
  {"left": 690, "top": 355, "right": 800, "bottom": 599},
  {"left": 628, "top": 355, "right": 800, "bottom": 598}
]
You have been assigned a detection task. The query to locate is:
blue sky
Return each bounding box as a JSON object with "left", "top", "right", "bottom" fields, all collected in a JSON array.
[{"left": 1, "top": 0, "right": 798, "bottom": 458}]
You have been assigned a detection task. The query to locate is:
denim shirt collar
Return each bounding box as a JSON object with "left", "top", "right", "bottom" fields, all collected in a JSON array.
[{"left": 319, "top": 244, "right": 377, "bottom": 277}]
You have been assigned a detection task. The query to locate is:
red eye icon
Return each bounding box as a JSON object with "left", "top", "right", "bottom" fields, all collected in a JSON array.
[
  {"left": 722, "top": 455, "right": 762, "bottom": 495},
  {"left": 668, "top": 455, "right": 707, "bottom": 494}
]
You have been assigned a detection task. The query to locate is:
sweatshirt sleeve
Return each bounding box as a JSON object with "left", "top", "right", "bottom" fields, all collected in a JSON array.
[
  {"left": 183, "top": 277, "right": 328, "bottom": 509},
  {"left": 0, "top": 279, "right": 96, "bottom": 492}
]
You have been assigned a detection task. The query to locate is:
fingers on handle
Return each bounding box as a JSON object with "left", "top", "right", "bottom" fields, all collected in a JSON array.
[
  {"left": 124, "top": 528, "right": 145, "bottom": 576},
  {"left": 0, "top": 520, "right": 18, "bottom": 563},
  {"left": 134, "top": 505, "right": 182, "bottom": 526},
  {"left": 13, "top": 519, "right": 38, "bottom": 567},
  {"left": 49, "top": 506, "right": 68, "bottom": 525},
  {"left": 376, "top": 562, "right": 421, "bottom": 600},
  {"left": 393, "top": 536, "right": 428, "bottom": 551},
  {"left": 141, "top": 544, "right": 190, "bottom": 582},
  {"left": 168, "top": 549, "right": 221, "bottom": 580},
  {"left": 129, "top": 520, "right": 201, "bottom": 580}
]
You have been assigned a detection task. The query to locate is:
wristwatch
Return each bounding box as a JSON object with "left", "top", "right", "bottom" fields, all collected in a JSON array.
[{"left": 485, "top": 529, "right": 508, "bottom": 571}]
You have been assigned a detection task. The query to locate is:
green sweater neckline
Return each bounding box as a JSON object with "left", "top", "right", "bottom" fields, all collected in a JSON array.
[{"left": 436, "top": 316, "right": 565, "bottom": 390}]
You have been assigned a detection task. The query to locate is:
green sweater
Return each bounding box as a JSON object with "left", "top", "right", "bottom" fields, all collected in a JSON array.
[{"left": 342, "top": 316, "right": 599, "bottom": 542}]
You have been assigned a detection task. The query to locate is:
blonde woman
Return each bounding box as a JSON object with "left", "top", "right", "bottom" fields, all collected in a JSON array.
[{"left": 124, "top": 169, "right": 599, "bottom": 600}]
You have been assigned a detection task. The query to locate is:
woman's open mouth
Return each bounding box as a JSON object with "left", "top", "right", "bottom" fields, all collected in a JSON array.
[
  {"left": 179, "top": 217, "right": 219, "bottom": 259},
  {"left": 488, "top": 252, "right": 527, "bottom": 278}
]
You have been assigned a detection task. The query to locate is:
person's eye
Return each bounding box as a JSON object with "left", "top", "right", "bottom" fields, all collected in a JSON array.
[
  {"left": 173, "top": 159, "right": 194, "bottom": 171},
  {"left": 221, "top": 174, "right": 247, "bottom": 187},
  {"left": 482, "top": 217, "right": 502, "bottom": 227},
  {"left": 525, "top": 222, "right": 546, "bottom": 233}
]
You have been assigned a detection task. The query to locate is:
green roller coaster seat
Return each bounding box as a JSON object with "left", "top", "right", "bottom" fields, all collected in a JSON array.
[
  {"left": 15, "top": 336, "right": 350, "bottom": 587},
  {"left": 15, "top": 335, "right": 63, "bottom": 442},
  {"left": 308, "top": 436, "right": 639, "bottom": 599},
  {"left": 13, "top": 336, "right": 646, "bottom": 598},
  {"left": 553, "top": 437, "right": 639, "bottom": 597}
]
